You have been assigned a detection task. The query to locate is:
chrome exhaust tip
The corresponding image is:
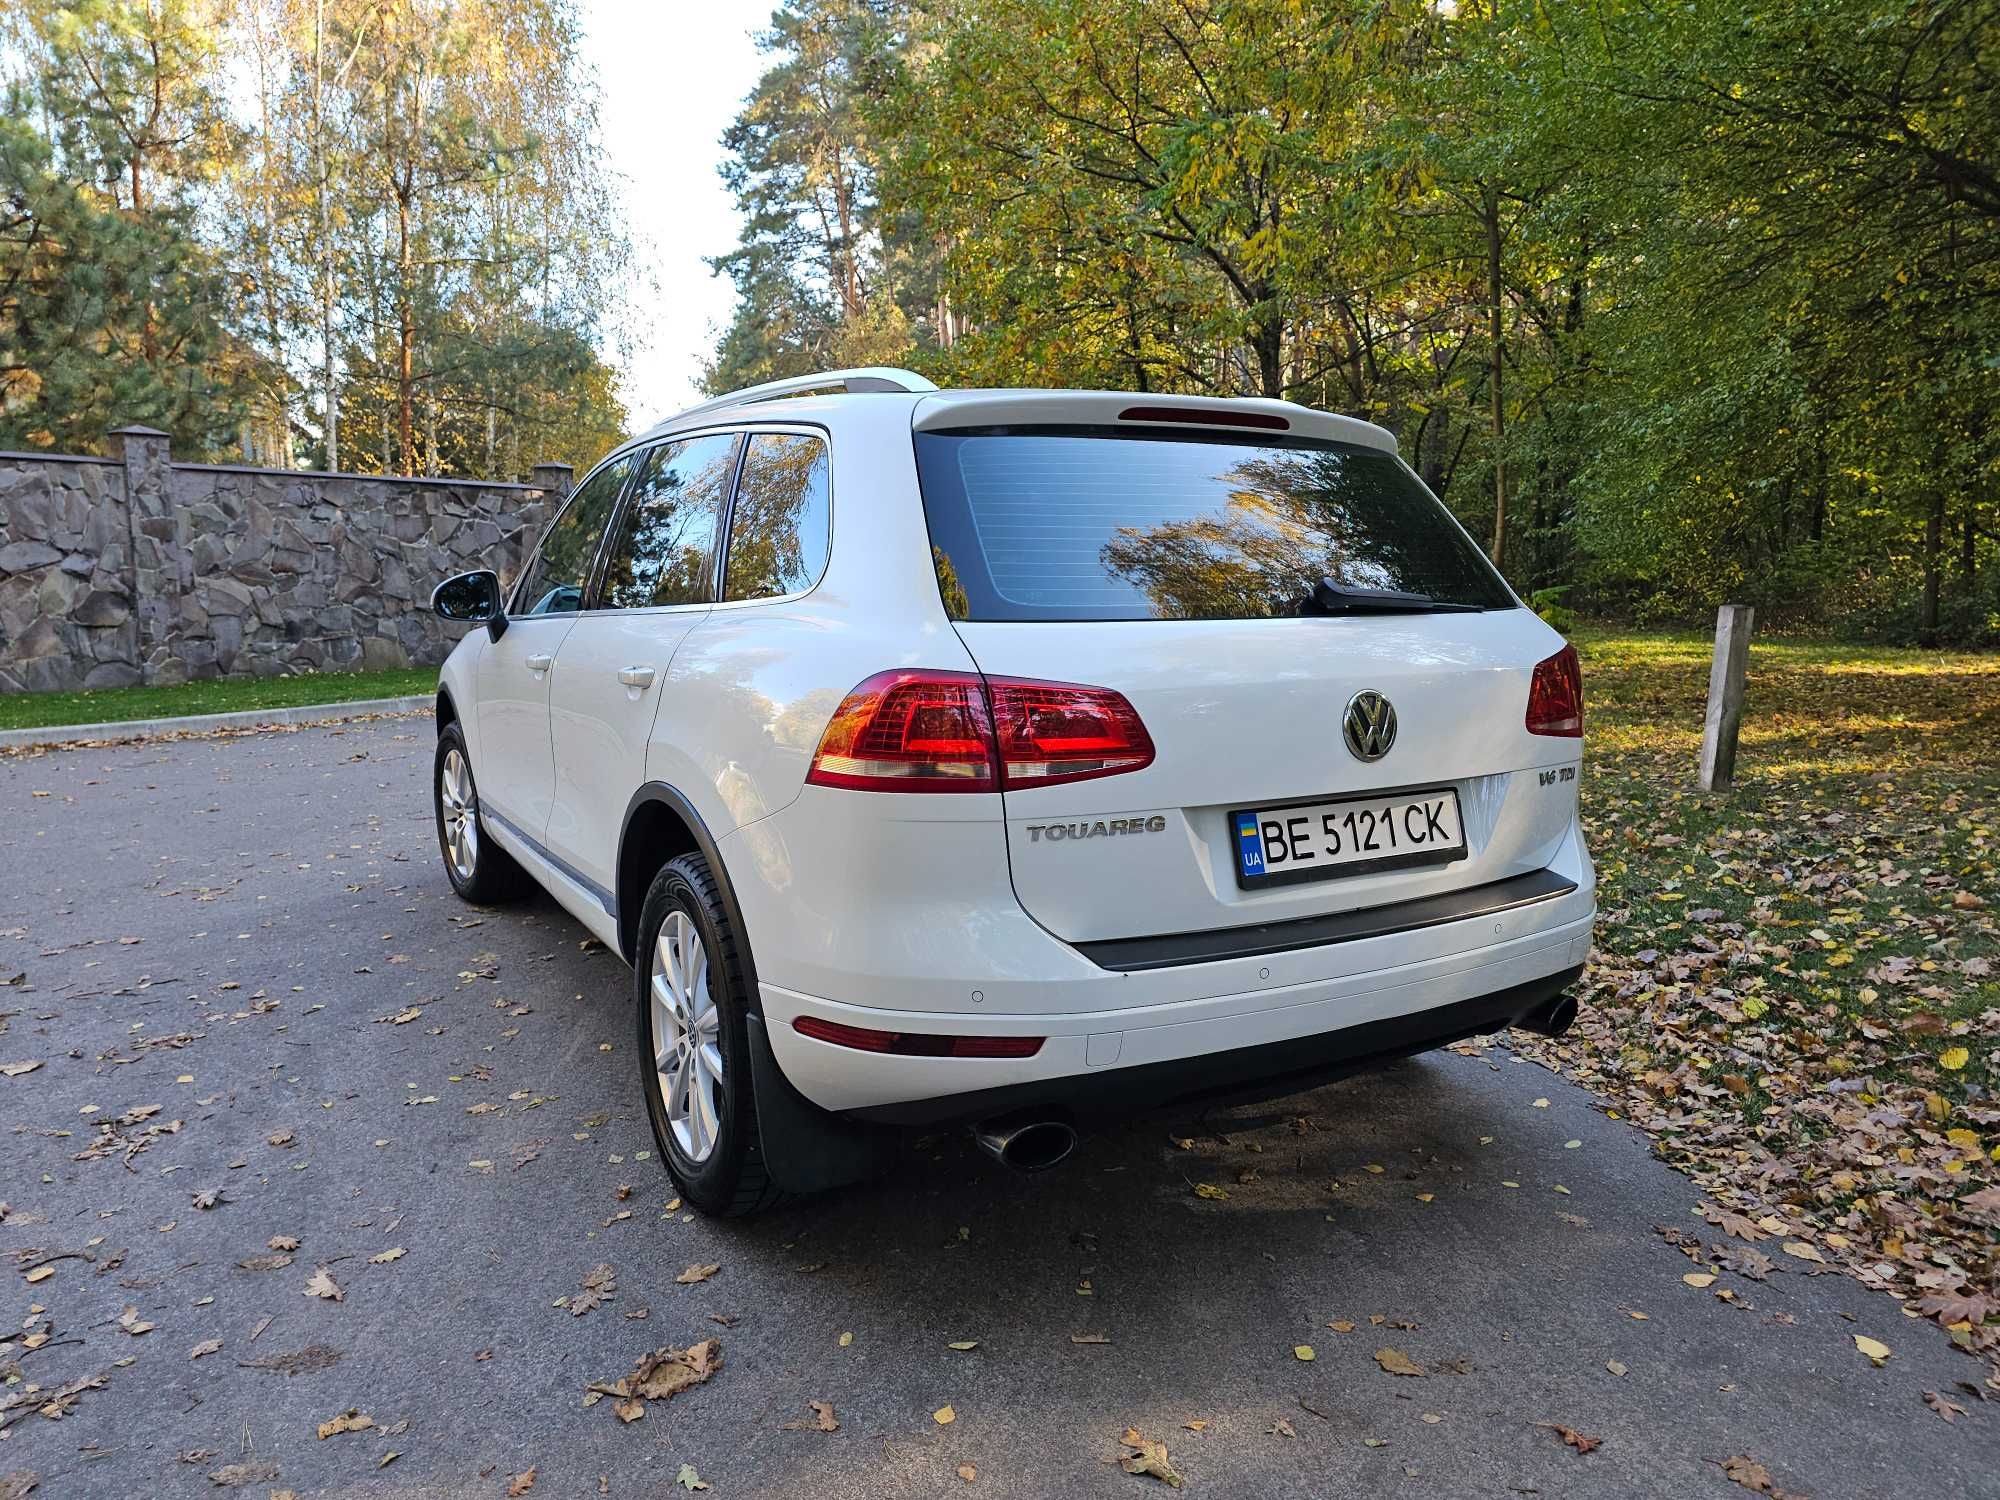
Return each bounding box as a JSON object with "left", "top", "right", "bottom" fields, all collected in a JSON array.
[
  {"left": 1514, "top": 994, "right": 1579, "bottom": 1037},
  {"left": 972, "top": 1112, "right": 1078, "bottom": 1172}
]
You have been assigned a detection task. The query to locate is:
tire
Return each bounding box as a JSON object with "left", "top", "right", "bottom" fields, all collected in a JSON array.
[
  {"left": 433, "top": 724, "right": 526, "bottom": 904},
  {"left": 635, "top": 851, "right": 787, "bottom": 1217}
]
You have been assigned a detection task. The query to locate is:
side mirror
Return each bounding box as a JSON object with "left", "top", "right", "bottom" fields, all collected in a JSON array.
[{"left": 432, "top": 569, "right": 508, "bottom": 640}]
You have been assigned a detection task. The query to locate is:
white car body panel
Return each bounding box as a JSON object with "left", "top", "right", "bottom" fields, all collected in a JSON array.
[{"left": 433, "top": 376, "right": 1595, "bottom": 1129}]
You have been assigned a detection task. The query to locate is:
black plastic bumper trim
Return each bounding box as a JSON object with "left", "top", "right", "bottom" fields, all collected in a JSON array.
[
  {"left": 844, "top": 965, "right": 1584, "bottom": 1128},
  {"left": 1073, "top": 867, "right": 1578, "bottom": 973}
]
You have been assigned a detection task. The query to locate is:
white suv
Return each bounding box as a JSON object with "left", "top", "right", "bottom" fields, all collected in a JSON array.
[{"left": 429, "top": 368, "right": 1595, "bottom": 1215}]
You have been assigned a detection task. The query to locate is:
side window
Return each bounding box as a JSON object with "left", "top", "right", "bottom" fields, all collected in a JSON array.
[
  {"left": 722, "top": 432, "right": 830, "bottom": 602},
  {"left": 514, "top": 452, "right": 632, "bottom": 616},
  {"left": 599, "top": 433, "right": 738, "bottom": 609}
]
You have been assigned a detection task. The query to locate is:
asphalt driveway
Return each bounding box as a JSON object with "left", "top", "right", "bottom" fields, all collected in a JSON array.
[{"left": 0, "top": 716, "right": 1990, "bottom": 1498}]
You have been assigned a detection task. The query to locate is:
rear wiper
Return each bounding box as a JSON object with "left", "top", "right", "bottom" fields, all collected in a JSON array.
[{"left": 1295, "top": 579, "right": 1485, "bottom": 615}]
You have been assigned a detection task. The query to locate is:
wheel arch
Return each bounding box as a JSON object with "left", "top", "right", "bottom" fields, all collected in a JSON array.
[
  {"left": 616, "top": 783, "right": 750, "bottom": 999},
  {"left": 435, "top": 686, "right": 459, "bottom": 734}
]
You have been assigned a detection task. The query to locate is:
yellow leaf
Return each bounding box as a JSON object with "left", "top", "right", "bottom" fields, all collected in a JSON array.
[
  {"left": 1853, "top": 1335, "right": 1891, "bottom": 1365},
  {"left": 1682, "top": 1272, "right": 1717, "bottom": 1288},
  {"left": 1293, "top": 1345, "right": 1315, "bottom": 1362},
  {"left": 1781, "top": 1241, "right": 1825, "bottom": 1264},
  {"left": 1940, "top": 1047, "right": 1969, "bottom": 1071},
  {"left": 933, "top": 1405, "right": 956, "bottom": 1425},
  {"left": 1192, "top": 1183, "right": 1229, "bottom": 1201}
]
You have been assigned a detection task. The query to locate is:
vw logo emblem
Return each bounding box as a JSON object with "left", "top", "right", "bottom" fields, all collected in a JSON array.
[{"left": 1343, "top": 691, "right": 1397, "bottom": 762}]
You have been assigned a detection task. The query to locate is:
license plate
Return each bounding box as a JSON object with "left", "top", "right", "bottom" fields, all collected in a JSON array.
[{"left": 1231, "top": 788, "right": 1465, "bottom": 889}]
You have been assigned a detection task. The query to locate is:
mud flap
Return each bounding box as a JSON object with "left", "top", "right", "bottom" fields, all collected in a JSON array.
[{"left": 746, "top": 1014, "right": 901, "bottom": 1194}]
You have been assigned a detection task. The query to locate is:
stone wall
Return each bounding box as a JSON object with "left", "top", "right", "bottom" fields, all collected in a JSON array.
[{"left": 0, "top": 426, "right": 569, "bottom": 693}]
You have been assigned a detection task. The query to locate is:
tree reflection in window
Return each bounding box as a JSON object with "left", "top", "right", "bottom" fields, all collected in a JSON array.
[
  {"left": 1097, "top": 448, "right": 1500, "bottom": 619},
  {"left": 723, "top": 433, "right": 830, "bottom": 601},
  {"left": 600, "top": 434, "right": 738, "bottom": 609}
]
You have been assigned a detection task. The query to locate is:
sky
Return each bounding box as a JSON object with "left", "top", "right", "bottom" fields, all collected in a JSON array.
[{"left": 578, "top": 0, "right": 772, "bottom": 427}]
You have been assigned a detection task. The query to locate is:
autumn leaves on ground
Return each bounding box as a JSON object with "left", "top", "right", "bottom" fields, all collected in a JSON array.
[
  {"left": 1526, "top": 631, "right": 2000, "bottom": 1391},
  {"left": 0, "top": 630, "right": 1996, "bottom": 1498}
]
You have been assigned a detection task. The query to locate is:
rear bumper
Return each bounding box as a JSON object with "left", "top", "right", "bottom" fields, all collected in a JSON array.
[
  {"left": 761, "top": 904, "right": 1595, "bottom": 1114},
  {"left": 847, "top": 965, "right": 1582, "bottom": 1126}
]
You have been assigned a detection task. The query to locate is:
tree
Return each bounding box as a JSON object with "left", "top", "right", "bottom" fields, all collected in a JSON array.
[{"left": 0, "top": 110, "right": 246, "bottom": 453}]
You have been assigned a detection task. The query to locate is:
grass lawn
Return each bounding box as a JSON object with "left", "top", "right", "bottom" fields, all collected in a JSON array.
[
  {"left": 0, "top": 665, "right": 438, "bottom": 731},
  {"left": 1515, "top": 627, "right": 2000, "bottom": 1383}
]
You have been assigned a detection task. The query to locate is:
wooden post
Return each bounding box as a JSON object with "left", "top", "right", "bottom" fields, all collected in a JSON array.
[{"left": 1699, "top": 604, "right": 1755, "bottom": 791}]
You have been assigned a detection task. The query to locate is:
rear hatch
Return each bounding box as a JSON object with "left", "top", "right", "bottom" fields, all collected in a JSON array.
[{"left": 911, "top": 396, "right": 1582, "bottom": 945}]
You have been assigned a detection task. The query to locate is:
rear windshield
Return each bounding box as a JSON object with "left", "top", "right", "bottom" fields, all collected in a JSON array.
[{"left": 914, "top": 427, "right": 1514, "bottom": 621}]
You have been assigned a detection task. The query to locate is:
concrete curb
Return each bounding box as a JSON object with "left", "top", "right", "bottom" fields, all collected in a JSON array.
[{"left": 0, "top": 693, "right": 434, "bottom": 753}]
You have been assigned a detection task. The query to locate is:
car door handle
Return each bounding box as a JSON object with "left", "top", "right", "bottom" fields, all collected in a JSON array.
[
  {"left": 617, "top": 666, "right": 656, "bottom": 690},
  {"left": 525, "top": 653, "right": 554, "bottom": 673}
]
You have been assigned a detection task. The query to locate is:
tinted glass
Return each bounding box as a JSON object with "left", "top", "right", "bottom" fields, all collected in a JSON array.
[
  {"left": 915, "top": 429, "right": 1513, "bottom": 621},
  {"left": 600, "top": 434, "right": 737, "bottom": 609},
  {"left": 722, "top": 432, "right": 830, "bottom": 602},
  {"left": 515, "top": 453, "right": 632, "bottom": 615}
]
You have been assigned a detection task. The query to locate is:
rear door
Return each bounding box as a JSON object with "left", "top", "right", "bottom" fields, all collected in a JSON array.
[
  {"left": 473, "top": 451, "right": 631, "bottom": 842},
  {"left": 913, "top": 420, "right": 1581, "bottom": 944},
  {"left": 544, "top": 432, "right": 738, "bottom": 894}
]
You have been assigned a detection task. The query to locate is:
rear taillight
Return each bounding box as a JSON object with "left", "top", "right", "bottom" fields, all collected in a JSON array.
[
  {"left": 792, "top": 1015, "right": 1044, "bottom": 1058},
  {"left": 986, "top": 678, "right": 1154, "bottom": 789},
  {"left": 1526, "top": 644, "right": 1583, "bottom": 737},
  {"left": 806, "top": 670, "right": 1153, "bottom": 792},
  {"left": 803, "top": 670, "right": 997, "bottom": 792}
]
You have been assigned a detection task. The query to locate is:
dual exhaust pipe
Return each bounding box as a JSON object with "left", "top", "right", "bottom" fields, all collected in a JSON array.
[{"left": 971, "top": 993, "right": 1576, "bottom": 1173}]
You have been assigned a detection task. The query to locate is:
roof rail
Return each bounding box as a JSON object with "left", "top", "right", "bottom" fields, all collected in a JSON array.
[{"left": 660, "top": 367, "right": 938, "bottom": 429}]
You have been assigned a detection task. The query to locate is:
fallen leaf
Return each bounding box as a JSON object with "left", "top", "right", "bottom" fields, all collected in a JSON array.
[
  {"left": 572, "top": 1263, "right": 617, "bottom": 1316},
  {"left": 507, "top": 1469, "right": 536, "bottom": 1496},
  {"left": 1293, "top": 1344, "right": 1315, "bottom": 1362},
  {"left": 1606, "top": 1359, "right": 1628, "bottom": 1378},
  {"left": 369, "top": 1247, "right": 405, "bottom": 1264},
  {"left": 782, "top": 1399, "right": 838, "bottom": 1432},
  {"left": 1540, "top": 1422, "right": 1601, "bottom": 1454},
  {"left": 675, "top": 1464, "right": 709, "bottom": 1492},
  {"left": 1192, "top": 1182, "right": 1229, "bottom": 1201},
  {"left": 1118, "top": 1428, "right": 1183, "bottom": 1488},
  {"left": 676, "top": 1262, "right": 720, "bottom": 1285},
  {"left": 1780, "top": 1241, "right": 1825, "bottom": 1264},
  {"left": 1070, "top": 1333, "right": 1111, "bottom": 1344},
  {"left": 1853, "top": 1334, "right": 1891, "bottom": 1365},
  {"left": 1374, "top": 1347, "right": 1424, "bottom": 1377},
  {"left": 191, "top": 1187, "right": 223, "bottom": 1211},
  {"left": 1327, "top": 1320, "right": 1356, "bottom": 1333},
  {"left": 946, "top": 1340, "right": 979, "bottom": 1351},
  {"left": 1682, "top": 1272, "right": 1717, "bottom": 1288},
  {"left": 957, "top": 1463, "right": 977, "bottom": 1482},
  {"left": 0, "top": 1061, "right": 42, "bottom": 1077},
  {"left": 1939, "top": 1046, "right": 1969, "bottom": 1071},
  {"left": 188, "top": 1338, "right": 223, "bottom": 1361},
  {"left": 1924, "top": 1389, "right": 1968, "bottom": 1423},
  {"left": 1267, "top": 1417, "right": 1297, "bottom": 1437},
  {"left": 933, "top": 1405, "right": 956, "bottom": 1425},
  {"left": 303, "top": 1266, "right": 343, "bottom": 1302},
  {"left": 1719, "top": 1454, "right": 1806, "bottom": 1497},
  {"left": 206, "top": 1460, "right": 280, "bottom": 1488},
  {"left": 315, "top": 1409, "right": 372, "bottom": 1440},
  {"left": 268, "top": 1235, "right": 300, "bottom": 1251},
  {"left": 117, "top": 1305, "right": 154, "bottom": 1336}
]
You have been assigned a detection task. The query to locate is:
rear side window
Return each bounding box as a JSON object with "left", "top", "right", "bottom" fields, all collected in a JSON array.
[
  {"left": 599, "top": 433, "right": 738, "bottom": 609},
  {"left": 516, "top": 452, "right": 632, "bottom": 616},
  {"left": 722, "top": 432, "right": 830, "bottom": 601},
  {"left": 914, "top": 429, "right": 1513, "bottom": 621}
]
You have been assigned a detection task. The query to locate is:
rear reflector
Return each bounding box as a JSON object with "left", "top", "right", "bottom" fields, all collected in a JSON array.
[
  {"left": 1526, "top": 644, "right": 1584, "bottom": 737},
  {"left": 1118, "top": 404, "right": 1290, "bottom": 431},
  {"left": 806, "top": 670, "right": 1153, "bottom": 792},
  {"left": 791, "top": 1015, "right": 1044, "bottom": 1058}
]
